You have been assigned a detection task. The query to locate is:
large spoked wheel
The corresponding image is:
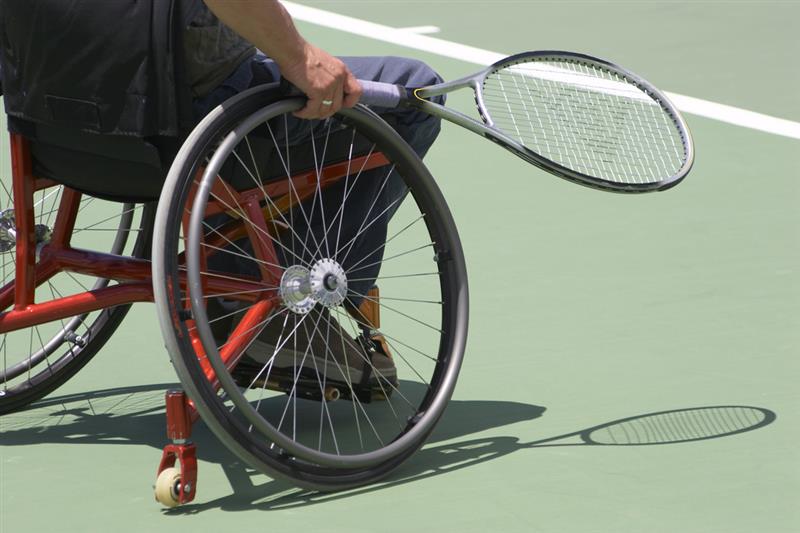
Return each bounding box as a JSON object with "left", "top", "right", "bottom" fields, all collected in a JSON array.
[
  {"left": 0, "top": 181, "right": 154, "bottom": 414},
  {"left": 153, "top": 87, "right": 468, "bottom": 490}
]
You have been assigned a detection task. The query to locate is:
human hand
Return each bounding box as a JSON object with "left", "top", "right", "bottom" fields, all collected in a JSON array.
[{"left": 278, "top": 43, "right": 362, "bottom": 120}]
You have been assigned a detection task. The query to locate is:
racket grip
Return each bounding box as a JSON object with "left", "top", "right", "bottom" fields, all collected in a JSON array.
[
  {"left": 280, "top": 77, "right": 405, "bottom": 108},
  {"left": 357, "top": 80, "right": 406, "bottom": 108}
]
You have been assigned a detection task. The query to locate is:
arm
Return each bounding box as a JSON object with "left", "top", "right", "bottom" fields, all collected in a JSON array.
[{"left": 202, "top": 0, "right": 361, "bottom": 119}]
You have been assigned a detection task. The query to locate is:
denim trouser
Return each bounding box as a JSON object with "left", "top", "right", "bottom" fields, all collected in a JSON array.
[{"left": 194, "top": 54, "right": 444, "bottom": 305}]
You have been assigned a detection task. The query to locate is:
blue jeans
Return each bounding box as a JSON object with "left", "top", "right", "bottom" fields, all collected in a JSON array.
[{"left": 195, "top": 54, "right": 444, "bottom": 305}]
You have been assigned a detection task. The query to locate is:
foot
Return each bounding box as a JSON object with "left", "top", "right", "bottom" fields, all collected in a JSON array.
[{"left": 233, "top": 307, "right": 397, "bottom": 394}]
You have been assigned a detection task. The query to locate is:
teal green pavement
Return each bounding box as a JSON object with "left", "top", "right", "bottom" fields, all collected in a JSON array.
[{"left": 1, "top": 2, "right": 798, "bottom": 532}]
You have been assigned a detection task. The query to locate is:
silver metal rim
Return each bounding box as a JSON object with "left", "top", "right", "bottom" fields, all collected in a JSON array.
[{"left": 183, "top": 101, "right": 466, "bottom": 469}]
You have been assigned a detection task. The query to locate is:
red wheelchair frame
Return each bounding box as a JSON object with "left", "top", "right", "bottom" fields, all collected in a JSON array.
[{"left": 1, "top": 132, "right": 390, "bottom": 504}]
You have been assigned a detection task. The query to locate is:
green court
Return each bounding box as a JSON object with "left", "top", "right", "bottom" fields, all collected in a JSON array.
[{"left": 1, "top": 1, "right": 798, "bottom": 531}]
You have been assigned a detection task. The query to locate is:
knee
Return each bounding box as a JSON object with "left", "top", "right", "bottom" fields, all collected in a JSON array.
[
  {"left": 403, "top": 58, "right": 444, "bottom": 88},
  {"left": 367, "top": 57, "right": 446, "bottom": 155},
  {"left": 376, "top": 57, "right": 443, "bottom": 92}
]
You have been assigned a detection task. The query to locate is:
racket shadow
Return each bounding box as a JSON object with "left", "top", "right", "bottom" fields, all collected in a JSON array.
[{"left": 524, "top": 405, "right": 776, "bottom": 448}]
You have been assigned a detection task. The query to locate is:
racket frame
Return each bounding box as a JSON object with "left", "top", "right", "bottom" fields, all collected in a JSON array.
[{"left": 410, "top": 50, "right": 694, "bottom": 193}]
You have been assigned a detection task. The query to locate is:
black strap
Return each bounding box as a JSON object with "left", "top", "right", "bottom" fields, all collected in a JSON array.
[
  {"left": 358, "top": 361, "right": 375, "bottom": 390},
  {"left": 172, "top": 0, "right": 200, "bottom": 135},
  {"left": 356, "top": 336, "right": 376, "bottom": 389}
]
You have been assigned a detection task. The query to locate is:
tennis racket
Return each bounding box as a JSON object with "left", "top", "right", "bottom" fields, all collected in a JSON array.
[{"left": 358, "top": 50, "right": 694, "bottom": 193}]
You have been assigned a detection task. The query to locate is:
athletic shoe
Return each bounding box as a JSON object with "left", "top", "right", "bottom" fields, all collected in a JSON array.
[{"left": 233, "top": 307, "right": 397, "bottom": 394}]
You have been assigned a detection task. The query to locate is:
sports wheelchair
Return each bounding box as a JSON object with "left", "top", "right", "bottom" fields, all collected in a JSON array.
[{"left": 0, "top": 80, "right": 468, "bottom": 506}]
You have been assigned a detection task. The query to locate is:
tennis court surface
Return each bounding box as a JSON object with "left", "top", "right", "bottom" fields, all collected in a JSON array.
[{"left": 1, "top": 2, "right": 798, "bottom": 531}]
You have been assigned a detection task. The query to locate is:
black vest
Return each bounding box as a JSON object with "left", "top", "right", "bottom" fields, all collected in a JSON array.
[{"left": 0, "top": 0, "right": 196, "bottom": 137}]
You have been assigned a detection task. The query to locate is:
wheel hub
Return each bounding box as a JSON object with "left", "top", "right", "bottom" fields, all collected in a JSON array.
[
  {"left": 0, "top": 209, "right": 53, "bottom": 254},
  {"left": 0, "top": 209, "right": 17, "bottom": 253},
  {"left": 279, "top": 259, "right": 348, "bottom": 314},
  {"left": 310, "top": 258, "right": 348, "bottom": 308},
  {"left": 279, "top": 265, "right": 315, "bottom": 315}
]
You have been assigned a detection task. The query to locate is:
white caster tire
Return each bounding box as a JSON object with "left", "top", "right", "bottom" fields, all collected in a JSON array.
[{"left": 154, "top": 467, "right": 182, "bottom": 508}]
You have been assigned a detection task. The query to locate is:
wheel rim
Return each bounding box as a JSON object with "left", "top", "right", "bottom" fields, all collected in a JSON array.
[{"left": 168, "top": 99, "right": 467, "bottom": 471}]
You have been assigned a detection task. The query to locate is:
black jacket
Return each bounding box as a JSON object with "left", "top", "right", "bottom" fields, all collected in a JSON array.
[{"left": 0, "top": 0, "right": 193, "bottom": 137}]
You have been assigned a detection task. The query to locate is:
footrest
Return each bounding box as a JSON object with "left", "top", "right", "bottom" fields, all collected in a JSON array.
[{"left": 236, "top": 362, "right": 394, "bottom": 404}]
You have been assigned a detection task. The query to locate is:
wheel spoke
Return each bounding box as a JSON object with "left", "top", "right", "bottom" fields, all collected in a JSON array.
[{"left": 230, "top": 141, "right": 316, "bottom": 263}]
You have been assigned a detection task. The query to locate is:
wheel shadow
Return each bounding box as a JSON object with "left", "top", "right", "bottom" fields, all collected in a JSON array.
[
  {"left": 0, "top": 381, "right": 545, "bottom": 510},
  {"left": 0, "top": 381, "right": 546, "bottom": 453},
  {"left": 0, "top": 383, "right": 777, "bottom": 514}
]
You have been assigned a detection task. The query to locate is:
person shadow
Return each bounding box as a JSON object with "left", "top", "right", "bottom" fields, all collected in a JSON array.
[{"left": 0, "top": 382, "right": 776, "bottom": 514}]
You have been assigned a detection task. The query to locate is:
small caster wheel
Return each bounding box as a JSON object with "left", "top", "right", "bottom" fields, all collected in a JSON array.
[{"left": 154, "top": 467, "right": 182, "bottom": 508}]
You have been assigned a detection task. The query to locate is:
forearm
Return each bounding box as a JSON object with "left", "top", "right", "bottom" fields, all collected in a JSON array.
[
  {"left": 202, "top": 0, "right": 306, "bottom": 67},
  {"left": 202, "top": 0, "right": 361, "bottom": 119}
]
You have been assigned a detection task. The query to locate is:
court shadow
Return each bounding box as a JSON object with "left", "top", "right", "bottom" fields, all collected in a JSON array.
[
  {"left": 0, "top": 381, "right": 546, "bottom": 494},
  {"left": 0, "top": 384, "right": 776, "bottom": 514},
  {"left": 0, "top": 383, "right": 184, "bottom": 450},
  {"left": 0, "top": 381, "right": 545, "bottom": 449},
  {"left": 172, "top": 405, "right": 776, "bottom": 513}
]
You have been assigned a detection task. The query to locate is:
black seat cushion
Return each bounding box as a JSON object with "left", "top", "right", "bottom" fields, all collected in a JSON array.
[{"left": 13, "top": 118, "right": 175, "bottom": 202}]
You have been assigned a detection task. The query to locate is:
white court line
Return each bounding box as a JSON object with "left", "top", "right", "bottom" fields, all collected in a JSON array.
[
  {"left": 397, "top": 26, "right": 441, "bottom": 35},
  {"left": 284, "top": 1, "right": 800, "bottom": 141}
]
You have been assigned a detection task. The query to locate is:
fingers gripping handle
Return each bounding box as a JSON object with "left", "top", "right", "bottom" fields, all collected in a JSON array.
[{"left": 357, "top": 80, "right": 406, "bottom": 108}]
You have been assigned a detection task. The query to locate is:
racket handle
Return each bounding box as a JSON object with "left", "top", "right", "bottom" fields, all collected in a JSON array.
[
  {"left": 280, "top": 77, "right": 406, "bottom": 109},
  {"left": 357, "top": 80, "right": 406, "bottom": 108}
]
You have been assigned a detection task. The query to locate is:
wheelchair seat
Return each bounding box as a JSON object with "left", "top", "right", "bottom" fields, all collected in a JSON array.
[{"left": 9, "top": 117, "right": 175, "bottom": 202}]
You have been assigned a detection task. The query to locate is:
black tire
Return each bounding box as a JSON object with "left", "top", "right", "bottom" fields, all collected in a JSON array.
[
  {"left": 0, "top": 195, "right": 154, "bottom": 415},
  {"left": 153, "top": 86, "right": 468, "bottom": 490}
]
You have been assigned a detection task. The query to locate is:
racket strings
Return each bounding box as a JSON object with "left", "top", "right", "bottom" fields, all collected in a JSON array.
[
  {"left": 481, "top": 93, "right": 678, "bottom": 139},
  {"left": 481, "top": 60, "right": 687, "bottom": 184},
  {"left": 494, "top": 70, "right": 680, "bottom": 180},
  {"left": 497, "top": 65, "right": 682, "bottom": 182},
  {"left": 483, "top": 98, "right": 678, "bottom": 170},
  {"left": 589, "top": 407, "right": 767, "bottom": 445}
]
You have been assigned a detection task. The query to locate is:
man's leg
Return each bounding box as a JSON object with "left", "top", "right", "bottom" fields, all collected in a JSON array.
[
  {"left": 198, "top": 55, "right": 445, "bottom": 383},
  {"left": 339, "top": 57, "right": 445, "bottom": 303},
  {"left": 245, "top": 55, "right": 444, "bottom": 304},
  {"left": 199, "top": 55, "right": 444, "bottom": 304}
]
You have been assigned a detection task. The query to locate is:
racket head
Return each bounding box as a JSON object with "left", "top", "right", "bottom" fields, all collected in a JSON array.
[{"left": 474, "top": 51, "right": 694, "bottom": 193}]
